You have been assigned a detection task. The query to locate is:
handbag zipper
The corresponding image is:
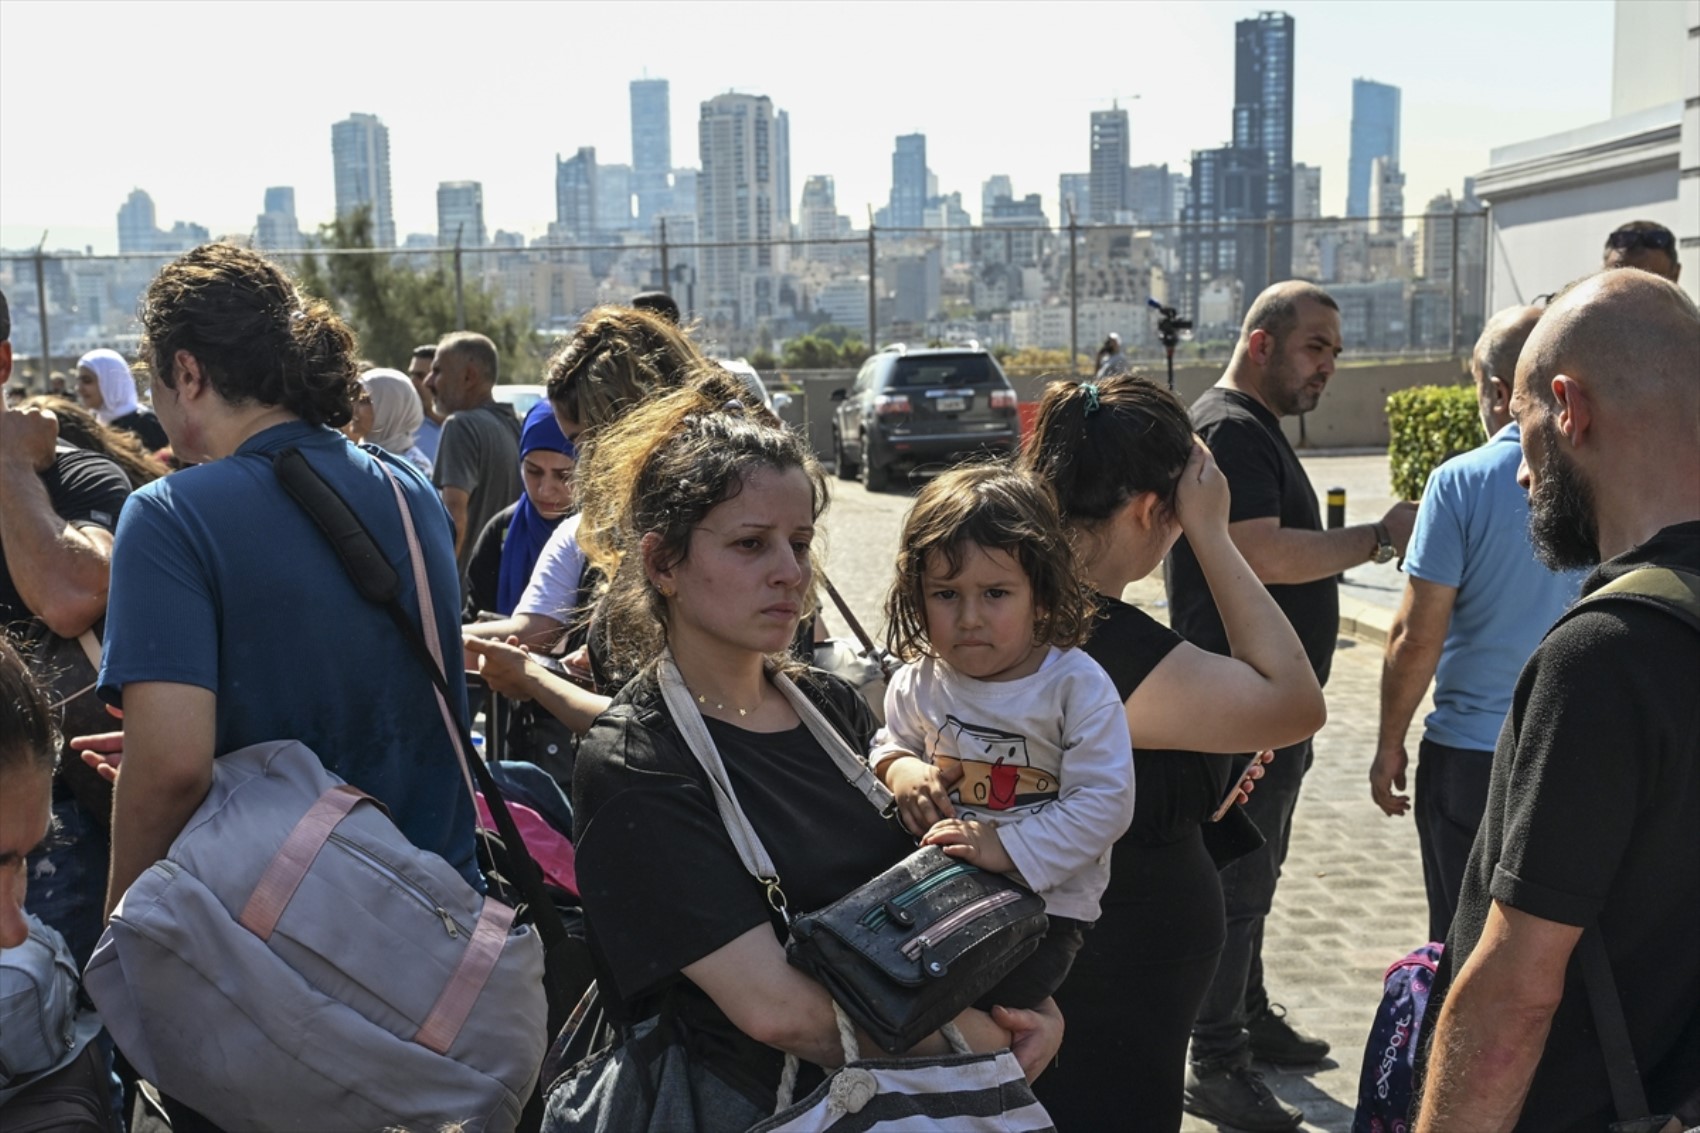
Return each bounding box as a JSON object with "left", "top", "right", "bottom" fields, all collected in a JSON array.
[
  {"left": 860, "top": 862, "right": 978, "bottom": 930},
  {"left": 327, "top": 831, "right": 467, "bottom": 937},
  {"left": 899, "top": 889, "right": 1025, "bottom": 962}
]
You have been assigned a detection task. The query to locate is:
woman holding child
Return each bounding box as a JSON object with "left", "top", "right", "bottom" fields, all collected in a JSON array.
[{"left": 557, "top": 374, "right": 1064, "bottom": 1128}]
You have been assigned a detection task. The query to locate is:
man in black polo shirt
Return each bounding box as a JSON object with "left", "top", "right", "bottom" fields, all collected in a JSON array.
[
  {"left": 1413, "top": 270, "right": 1700, "bottom": 1131},
  {"left": 1172, "top": 281, "right": 1418, "bottom": 1130}
]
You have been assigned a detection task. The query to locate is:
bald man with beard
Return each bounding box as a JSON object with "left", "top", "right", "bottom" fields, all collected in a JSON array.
[{"left": 1413, "top": 270, "right": 1700, "bottom": 1132}]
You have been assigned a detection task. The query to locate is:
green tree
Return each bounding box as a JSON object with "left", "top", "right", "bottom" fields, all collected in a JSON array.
[
  {"left": 749, "top": 347, "right": 778, "bottom": 371},
  {"left": 781, "top": 334, "right": 841, "bottom": 370},
  {"left": 297, "top": 207, "right": 545, "bottom": 380}
]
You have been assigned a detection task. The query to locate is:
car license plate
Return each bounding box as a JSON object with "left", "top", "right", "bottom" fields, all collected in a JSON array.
[{"left": 937, "top": 396, "right": 966, "bottom": 413}]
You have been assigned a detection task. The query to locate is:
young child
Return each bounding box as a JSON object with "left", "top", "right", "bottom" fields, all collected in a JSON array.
[{"left": 871, "top": 464, "right": 1134, "bottom": 1008}]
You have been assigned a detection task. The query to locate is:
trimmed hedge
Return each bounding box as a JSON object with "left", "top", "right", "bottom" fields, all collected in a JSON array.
[{"left": 1387, "top": 385, "right": 1485, "bottom": 501}]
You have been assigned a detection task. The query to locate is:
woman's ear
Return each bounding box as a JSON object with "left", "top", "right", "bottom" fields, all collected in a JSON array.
[
  {"left": 640, "top": 531, "right": 675, "bottom": 597},
  {"left": 1119, "top": 490, "right": 1167, "bottom": 533}
]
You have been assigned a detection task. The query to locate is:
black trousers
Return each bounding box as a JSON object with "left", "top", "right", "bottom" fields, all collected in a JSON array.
[
  {"left": 1037, "top": 828, "right": 1225, "bottom": 1132},
  {"left": 1415, "top": 738, "right": 1493, "bottom": 942}
]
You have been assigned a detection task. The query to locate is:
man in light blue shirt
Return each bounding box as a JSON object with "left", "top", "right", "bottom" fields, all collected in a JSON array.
[{"left": 1370, "top": 305, "right": 1584, "bottom": 941}]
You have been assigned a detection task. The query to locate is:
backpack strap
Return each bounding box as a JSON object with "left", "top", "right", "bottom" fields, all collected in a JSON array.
[
  {"left": 1555, "top": 565, "right": 1700, "bottom": 635},
  {"left": 1546, "top": 564, "right": 1698, "bottom": 1125}
]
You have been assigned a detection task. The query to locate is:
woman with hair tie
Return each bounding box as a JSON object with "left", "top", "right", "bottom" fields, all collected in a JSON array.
[{"left": 1021, "top": 374, "right": 1325, "bottom": 1131}]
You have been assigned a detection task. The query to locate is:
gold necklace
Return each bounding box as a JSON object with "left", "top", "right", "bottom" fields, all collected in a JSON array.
[{"left": 689, "top": 685, "right": 756, "bottom": 718}]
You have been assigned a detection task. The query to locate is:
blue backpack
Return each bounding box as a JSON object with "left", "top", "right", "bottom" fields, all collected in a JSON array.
[{"left": 1352, "top": 941, "right": 1443, "bottom": 1133}]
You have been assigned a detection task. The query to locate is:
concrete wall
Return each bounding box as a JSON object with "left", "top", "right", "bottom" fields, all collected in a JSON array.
[{"left": 775, "top": 356, "right": 1469, "bottom": 458}]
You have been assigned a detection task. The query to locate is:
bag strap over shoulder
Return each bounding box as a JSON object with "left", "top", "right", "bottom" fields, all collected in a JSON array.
[
  {"left": 272, "top": 446, "right": 578, "bottom": 1043},
  {"left": 1555, "top": 565, "right": 1700, "bottom": 636}
]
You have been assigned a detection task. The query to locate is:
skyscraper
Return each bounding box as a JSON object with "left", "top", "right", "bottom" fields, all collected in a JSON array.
[
  {"left": 1128, "top": 164, "right": 1173, "bottom": 226},
  {"left": 631, "top": 77, "right": 671, "bottom": 223},
  {"left": 1347, "top": 79, "right": 1400, "bottom": 219},
  {"left": 1293, "top": 163, "right": 1322, "bottom": 220},
  {"left": 1059, "top": 173, "right": 1091, "bottom": 225},
  {"left": 1233, "top": 11, "right": 1295, "bottom": 283},
  {"left": 555, "top": 148, "right": 598, "bottom": 239},
  {"left": 1089, "top": 105, "right": 1131, "bottom": 222},
  {"left": 1369, "top": 156, "right": 1404, "bottom": 234},
  {"left": 436, "top": 181, "right": 486, "bottom": 247},
  {"left": 331, "top": 113, "right": 395, "bottom": 247},
  {"left": 799, "top": 175, "right": 840, "bottom": 244},
  {"left": 117, "top": 189, "right": 158, "bottom": 253},
  {"left": 981, "top": 175, "right": 1013, "bottom": 222},
  {"left": 697, "top": 92, "right": 789, "bottom": 325},
  {"left": 597, "top": 164, "right": 635, "bottom": 231},
  {"left": 886, "top": 134, "right": 928, "bottom": 230},
  {"left": 775, "top": 109, "right": 792, "bottom": 227},
  {"left": 256, "top": 186, "right": 303, "bottom": 250}
]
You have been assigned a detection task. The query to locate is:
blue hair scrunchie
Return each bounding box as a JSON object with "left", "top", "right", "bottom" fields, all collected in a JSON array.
[{"left": 1081, "top": 381, "right": 1102, "bottom": 416}]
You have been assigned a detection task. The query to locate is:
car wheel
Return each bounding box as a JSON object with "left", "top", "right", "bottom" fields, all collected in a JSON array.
[
  {"left": 833, "top": 428, "right": 857, "bottom": 480},
  {"left": 859, "top": 435, "right": 890, "bottom": 491}
]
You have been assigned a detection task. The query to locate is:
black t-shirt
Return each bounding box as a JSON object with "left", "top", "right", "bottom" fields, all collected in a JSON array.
[
  {"left": 111, "top": 408, "right": 169, "bottom": 453},
  {"left": 1417, "top": 522, "right": 1700, "bottom": 1129},
  {"left": 1084, "top": 595, "right": 1241, "bottom": 861},
  {"left": 573, "top": 669, "right": 916, "bottom": 1106},
  {"left": 462, "top": 502, "right": 517, "bottom": 622},
  {"left": 1, "top": 444, "right": 131, "bottom": 629},
  {"left": 1165, "top": 387, "right": 1338, "bottom": 685}
]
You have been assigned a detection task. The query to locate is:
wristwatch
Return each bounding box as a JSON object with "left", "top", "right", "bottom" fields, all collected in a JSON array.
[{"left": 1370, "top": 521, "right": 1398, "bottom": 565}]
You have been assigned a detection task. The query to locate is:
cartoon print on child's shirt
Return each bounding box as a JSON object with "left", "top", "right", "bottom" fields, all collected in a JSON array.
[{"left": 933, "top": 715, "right": 1059, "bottom": 818}]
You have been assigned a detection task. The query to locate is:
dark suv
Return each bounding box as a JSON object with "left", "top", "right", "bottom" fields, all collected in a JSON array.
[{"left": 830, "top": 346, "right": 1020, "bottom": 490}]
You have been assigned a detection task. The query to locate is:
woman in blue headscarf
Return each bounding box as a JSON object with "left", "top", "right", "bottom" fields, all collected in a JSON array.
[{"left": 463, "top": 399, "right": 576, "bottom": 621}]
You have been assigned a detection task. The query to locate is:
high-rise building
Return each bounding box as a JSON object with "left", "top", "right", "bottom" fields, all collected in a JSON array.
[
  {"left": 631, "top": 77, "right": 671, "bottom": 223},
  {"left": 555, "top": 147, "right": 597, "bottom": 239},
  {"left": 697, "top": 92, "right": 790, "bottom": 326},
  {"left": 887, "top": 133, "right": 928, "bottom": 230},
  {"left": 775, "top": 110, "right": 792, "bottom": 227},
  {"left": 436, "top": 180, "right": 486, "bottom": 247},
  {"left": 799, "top": 175, "right": 841, "bottom": 245},
  {"left": 1183, "top": 144, "right": 1266, "bottom": 324},
  {"left": 1346, "top": 79, "right": 1400, "bottom": 218},
  {"left": 118, "top": 189, "right": 158, "bottom": 253},
  {"left": 1089, "top": 106, "right": 1131, "bottom": 222},
  {"left": 1293, "top": 163, "right": 1322, "bottom": 220},
  {"left": 981, "top": 175, "right": 1013, "bottom": 222},
  {"left": 1369, "top": 156, "right": 1404, "bottom": 233},
  {"left": 256, "top": 186, "right": 304, "bottom": 250},
  {"left": 1128, "top": 164, "right": 1173, "bottom": 226},
  {"left": 331, "top": 113, "right": 395, "bottom": 247},
  {"left": 1232, "top": 11, "right": 1296, "bottom": 282},
  {"left": 597, "top": 164, "right": 635, "bottom": 232},
  {"left": 1059, "top": 173, "right": 1091, "bottom": 225}
]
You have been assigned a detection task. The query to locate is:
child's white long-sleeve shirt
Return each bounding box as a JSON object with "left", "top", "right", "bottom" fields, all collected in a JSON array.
[{"left": 870, "top": 647, "right": 1134, "bottom": 922}]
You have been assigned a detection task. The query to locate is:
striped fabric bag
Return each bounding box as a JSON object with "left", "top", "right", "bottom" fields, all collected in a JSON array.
[{"left": 752, "top": 1002, "right": 1054, "bottom": 1133}]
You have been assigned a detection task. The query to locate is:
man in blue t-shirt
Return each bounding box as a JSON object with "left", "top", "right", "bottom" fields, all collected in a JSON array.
[
  {"left": 1371, "top": 305, "right": 1583, "bottom": 941},
  {"left": 94, "top": 247, "right": 479, "bottom": 935}
]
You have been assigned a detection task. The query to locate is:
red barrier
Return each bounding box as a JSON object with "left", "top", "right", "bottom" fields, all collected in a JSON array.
[{"left": 1018, "top": 402, "right": 1039, "bottom": 441}]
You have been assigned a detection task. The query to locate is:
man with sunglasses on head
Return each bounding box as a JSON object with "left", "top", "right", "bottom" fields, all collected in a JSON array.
[{"left": 1602, "top": 220, "right": 1681, "bottom": 282}]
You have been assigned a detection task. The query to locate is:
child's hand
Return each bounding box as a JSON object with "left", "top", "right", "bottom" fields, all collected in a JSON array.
[
  {"left": 885, "top": 755, "right": 960, "bottom": 837},
  {"left": 922, "top": 818, "right": 1016, "bottom": 875}
]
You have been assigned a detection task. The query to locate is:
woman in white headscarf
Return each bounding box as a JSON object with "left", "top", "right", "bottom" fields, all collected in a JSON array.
[
  {"left": 75, "top": 349, "right": 168, "bottom": 452},
  {"left": 357, "top": 368, "right": 432, "bottom": 475}
]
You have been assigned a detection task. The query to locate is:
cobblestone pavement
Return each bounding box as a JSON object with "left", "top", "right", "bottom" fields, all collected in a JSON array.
[{"left": 822, "top": 468, "right": 1432, "bottom": 1133}]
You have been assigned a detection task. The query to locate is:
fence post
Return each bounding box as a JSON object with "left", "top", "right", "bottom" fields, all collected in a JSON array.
[
  {"left": 1265, "top": 217, "right": 1277, "bottom": 291},
  {"left": 659, "top": 217, "right": 670, "bottom": 296},
  {"left": 1449, "top": 209, "right": 1461, "bottom": 357},
  {"left": 866, "top": 224, "right": 877, "bottom": 348},
  {"left": 453, "top": 224, "right": 467, "bottom": 332},
  {"left": 1067, "top": 211, "right": 1079, "bottom": 375},
  {"left": 33, "top": 239, "right": 51, "bottom": 384}
]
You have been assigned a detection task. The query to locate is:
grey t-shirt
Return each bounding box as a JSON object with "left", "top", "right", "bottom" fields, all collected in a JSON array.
[{"left": 432, "top": 401, "right": 522, "bottom": 574}]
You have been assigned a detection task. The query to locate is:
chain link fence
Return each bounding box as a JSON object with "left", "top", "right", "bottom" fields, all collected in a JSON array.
[{"left": 0, "top": 209, "right": 1488, "bottom": 388}]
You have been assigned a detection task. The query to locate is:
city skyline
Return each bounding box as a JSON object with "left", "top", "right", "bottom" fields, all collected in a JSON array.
[{"left": 0, "top": 1, "right": 1614, "bottom": 254}]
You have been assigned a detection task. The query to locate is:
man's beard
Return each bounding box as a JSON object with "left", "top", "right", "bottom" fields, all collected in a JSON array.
[
  {"left": 1263, "top": 354, "right": 1321, "bottom": 417},
  {"left": 1528, "top": 421, "right": 1600, "bottom": 570}
]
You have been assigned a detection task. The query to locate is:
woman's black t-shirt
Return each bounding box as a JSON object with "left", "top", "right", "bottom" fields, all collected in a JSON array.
[
  {"left": 572, "top": 669, "right": 915, "bottom": 1105},
  {"left": 111, "top": 408, "right": 170, "bottom": 454},
  {"left": 1082, "top": 596, "right": 1241, "bottom": 867}
]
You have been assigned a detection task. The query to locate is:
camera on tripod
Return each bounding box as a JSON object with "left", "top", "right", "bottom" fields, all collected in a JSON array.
[{"left": 1147, "top": 298, "right": 1193, "bottom": 389}]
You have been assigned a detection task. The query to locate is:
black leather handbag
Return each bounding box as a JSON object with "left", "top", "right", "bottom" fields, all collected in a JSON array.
[
  {"left": 656, "top": 657, "right": 1051, "bottom": 1058},
  {"left": 787, "top": 845, "right": 1047, "bottom": 1054}
]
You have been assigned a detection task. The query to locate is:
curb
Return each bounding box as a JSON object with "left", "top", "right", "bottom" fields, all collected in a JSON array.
[{"left": 1339, "top": 596, "right": 1396, "bottom": 647}]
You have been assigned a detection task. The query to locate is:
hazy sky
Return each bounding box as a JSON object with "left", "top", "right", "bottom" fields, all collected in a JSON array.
[{"left": 0, "top": 0, "right": 1615, "bottom": 253}]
